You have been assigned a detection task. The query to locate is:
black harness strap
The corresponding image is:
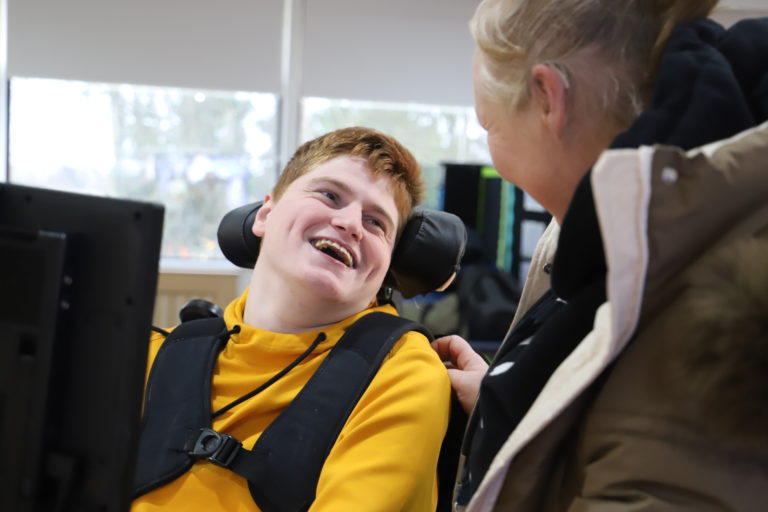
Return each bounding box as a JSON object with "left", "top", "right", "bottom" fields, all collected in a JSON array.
[
  {"left": 240, "top": 312, "right": 429, "bottom": 511},
  {"left": 133, "top": 312, "right": 430, "bottom": 512},
  {"left": 133, "top": 317, "right": 229, "bottom": 497}
]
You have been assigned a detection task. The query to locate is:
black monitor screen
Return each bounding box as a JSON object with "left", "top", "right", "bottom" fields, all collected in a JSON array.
[{"left": 0, "top": 183, "right": 164, "bottom": 512}]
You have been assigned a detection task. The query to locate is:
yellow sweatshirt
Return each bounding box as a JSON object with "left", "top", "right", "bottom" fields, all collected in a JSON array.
[{"left": 132, "top": 289, "right": 451, "bottom": 511}]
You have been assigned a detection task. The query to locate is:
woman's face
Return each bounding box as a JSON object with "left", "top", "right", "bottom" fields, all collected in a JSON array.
[
  {"left": 472, "top": 51, "right": 610, "bottom": 221},
  {"left": 472, "top": 53, "right": 557, "bottom": 215}
]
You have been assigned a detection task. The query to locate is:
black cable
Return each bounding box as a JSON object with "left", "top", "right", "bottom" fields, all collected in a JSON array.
[
  {"left": 151, "top": 326, "right": 171, "bottom": 337},
  {"left": 211, "top": 331, "right": 327, "bottom": 418}
]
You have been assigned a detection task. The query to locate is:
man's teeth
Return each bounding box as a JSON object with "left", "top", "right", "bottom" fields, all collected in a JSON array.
[{"left": 312, "top": 239, "right": 354, "bottom": 268}]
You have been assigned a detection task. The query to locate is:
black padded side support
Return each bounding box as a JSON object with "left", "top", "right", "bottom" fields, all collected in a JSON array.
[
  {"left": 385, "top": 208, "right": 467, "bottom": 297},
  {"left": 233, "top": 313, "right": 431, "bottom": 512},
  {"left": 216, "top": 201, "right": 467, "bottom": 298},
  {"left": 217, "top": 202, "right": 261, "bottom": 269},
  {"left": 132, "top": 318, "right": 229, "bottom": 497}
]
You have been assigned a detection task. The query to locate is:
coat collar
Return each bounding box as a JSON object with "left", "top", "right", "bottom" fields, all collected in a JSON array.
[{"left": 553, "top": 15, "right": 768, "bottom": 303}]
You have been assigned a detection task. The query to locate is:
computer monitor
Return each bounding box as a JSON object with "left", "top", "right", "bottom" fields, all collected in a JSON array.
[{"left": 0, "top": 183, "right": 164, "bottom": 512}]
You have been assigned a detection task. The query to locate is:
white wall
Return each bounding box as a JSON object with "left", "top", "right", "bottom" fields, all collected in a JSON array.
[
  {"left": 303, "top": 0, "right": 477, "bottom": 106},
  {"left": 1, "top": 0, "right": 7, "bottom": 180},
  {"left": 7, "top": 0, "right": 768, "bottom": 96},
  {"left": 8, "top": 0, "right": 284, "bottom": 93},
  {"left": 7, "top": 0, "right": 479, "bottom": 106},
  {"left": 7, "top": 0, "right": 768, "bottom": 104},
  {"left": 3, "top": 0, "right": 767, "bottom": 176},
  {"left": 6, "top": 0, "right": 482, "bottom": 169}
]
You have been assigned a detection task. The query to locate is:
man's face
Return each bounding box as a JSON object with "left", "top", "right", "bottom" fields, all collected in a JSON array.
[{"left": 252, "top": 155, "right": 400, "bottom": 311}]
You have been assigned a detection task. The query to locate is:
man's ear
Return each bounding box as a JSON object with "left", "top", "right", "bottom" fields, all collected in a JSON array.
[
  {"left": 530, "top": 63, "right": 568, "bottom": 136},
  {"left": 251, "top": 193, "right": 273, "bottom": 237}
]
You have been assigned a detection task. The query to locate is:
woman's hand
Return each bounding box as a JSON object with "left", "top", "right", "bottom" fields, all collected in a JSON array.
[{"left": 431, "top": 335, "right": 489, "bottom": 414}]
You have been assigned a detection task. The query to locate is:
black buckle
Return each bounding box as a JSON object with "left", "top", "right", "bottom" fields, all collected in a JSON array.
[{"left": 188, "top": 428, "right": 242, "bottom": 468}]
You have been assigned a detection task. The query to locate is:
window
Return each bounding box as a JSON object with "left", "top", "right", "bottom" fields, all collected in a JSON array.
[
  {"left": 301, "top": 97, "right": 490, "bottom": 210},
  {"left": 9, "top": 77, "right": 278, "bottom": 260}
]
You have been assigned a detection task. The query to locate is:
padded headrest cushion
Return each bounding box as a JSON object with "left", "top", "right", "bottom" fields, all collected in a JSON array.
[
  {"left": 383, "top": 209, "right": 466, "bottom": 298},
  {"left": 217, "top": 202, "right": 466, "bottom": 298},
  {"left": 217, "top": 202, "right": 262, "bottom": 270}
]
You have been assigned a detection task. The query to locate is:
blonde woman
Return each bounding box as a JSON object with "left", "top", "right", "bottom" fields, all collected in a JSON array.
[{"left": 434, "top": 1, "right": 768, "bottom": 510}]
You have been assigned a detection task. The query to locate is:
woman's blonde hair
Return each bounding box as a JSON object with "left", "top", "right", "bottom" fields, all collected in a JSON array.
[{"left": 471, "top": 0, "right": 720, "bottom": 128}]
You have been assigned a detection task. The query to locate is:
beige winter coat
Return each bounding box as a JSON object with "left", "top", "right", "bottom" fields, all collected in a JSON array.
[{"left": 469, "top": 121, "right": 768, "bottom": 511}]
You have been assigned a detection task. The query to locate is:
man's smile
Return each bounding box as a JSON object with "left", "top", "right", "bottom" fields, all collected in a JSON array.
[{"left": 310, "top": 238, "right": 356, "bottom": 268}]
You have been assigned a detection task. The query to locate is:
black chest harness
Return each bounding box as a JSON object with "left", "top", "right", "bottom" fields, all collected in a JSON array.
[{"left": 132, "top": 312, "right": 430, "bottom": 512}]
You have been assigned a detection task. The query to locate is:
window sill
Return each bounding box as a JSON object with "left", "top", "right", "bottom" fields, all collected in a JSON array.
[{"left": 159, "top": 258, "right": 247, "bottom": 276}]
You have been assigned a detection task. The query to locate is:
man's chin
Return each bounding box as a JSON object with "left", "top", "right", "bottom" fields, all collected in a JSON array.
[{"left": 302, "top": 274, "right": 377, "bottom": 310}]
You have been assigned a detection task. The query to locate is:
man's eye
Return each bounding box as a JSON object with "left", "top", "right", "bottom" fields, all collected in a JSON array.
[
  {"left": 319, "top": 190, "right": 337, "bottom": 202},
  {"left": 365, "top": 217, "right": 385, "bottom": 230}
]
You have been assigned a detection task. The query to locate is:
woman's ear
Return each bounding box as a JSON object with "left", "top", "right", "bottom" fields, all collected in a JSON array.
[
  {"left": 251, "top": 194, "right": 273, "bottom": 237},
  {"left": 530, "top": 63, "right": 568, "bottom": 136}
]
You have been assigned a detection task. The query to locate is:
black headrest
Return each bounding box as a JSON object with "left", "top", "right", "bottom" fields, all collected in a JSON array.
[{"left": 217, "top": 202, "right": 467, "bottom": 298}]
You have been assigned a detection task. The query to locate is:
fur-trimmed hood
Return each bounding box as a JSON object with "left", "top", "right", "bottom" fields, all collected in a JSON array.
[{"left": 666, "top": 236, "right": 768, "bottom": 452}]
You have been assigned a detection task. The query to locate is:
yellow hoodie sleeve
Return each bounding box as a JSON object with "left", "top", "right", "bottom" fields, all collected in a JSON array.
[{"left": 309, "top": 330, "right": 452, "bottom": 512}]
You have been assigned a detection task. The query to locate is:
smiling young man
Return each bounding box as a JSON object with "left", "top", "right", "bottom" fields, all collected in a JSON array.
[{"left": 132, "top": 127, "right": 451, "bottom": 512}]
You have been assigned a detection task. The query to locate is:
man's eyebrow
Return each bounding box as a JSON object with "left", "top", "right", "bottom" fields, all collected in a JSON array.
[{"left": 308, "top": 177, "right": 396, "bottom": 230}]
